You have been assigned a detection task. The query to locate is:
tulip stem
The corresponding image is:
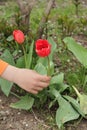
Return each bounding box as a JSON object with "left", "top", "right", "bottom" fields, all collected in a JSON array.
[
  {"left": 72, "top": 86, "right": 81, "bottom": 98},
  {"left": 21, "top": 44, "right": 27, "bottom": 68},
  {"left": 47, "top": 56, "right": 50, "bottom": 76},
  {"left": 16, "top": 42, "right": 19, "bottom": 53}
]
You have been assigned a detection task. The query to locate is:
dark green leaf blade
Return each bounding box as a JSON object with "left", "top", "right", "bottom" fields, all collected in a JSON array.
[
  {"left": 34, "top": 63, "right": 47, "bottom": 75},
  {"left": 63, "top": 95, "right": 85, "bottom": 117},
  {"left": 0, "top": 78, "right": 13, "bottom": 96},
  {"left": 51, "top": 88, "right": 79, "bottom": 129},
  {"left": 10, "top": 95, "right": 34, "bottom": 110},
  {"left": 63, "top": 37, "right": 87, "bottom": 68}
]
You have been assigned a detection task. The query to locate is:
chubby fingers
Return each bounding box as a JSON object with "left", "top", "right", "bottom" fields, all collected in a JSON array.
[
  {"left": 36, "top": 73, "right": 51, "bottom": 84},
  {"left": 33, "top": 71, "right": 51, "bottom": 82},
  {"left": 27, "top": 72, "right": 51, "bottom": 94},
  {"left": 37, "top": 81, "right": 50, "bottom": 89},
  {"left": 29, "top": 89, "right": 38, "bottom": 95},
  {"left": 33, "top": 83, "right": 49, "bottom": 92},
  {"left": 31, "top": 78, "right": 51, "bottom": 94},
  {"left": 38, "top": 74, "right": 51, "bottom": 82},
  {"left": 33, "top": 76, "right": 51, "bottom": 92}
]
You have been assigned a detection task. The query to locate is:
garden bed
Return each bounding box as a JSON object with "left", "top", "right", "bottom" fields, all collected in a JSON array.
[
  {"left": 0, "top": 91, "right": 51, "bottom": 130},
  {"left": 0, "top": 90, "right": 87, "bottom": 130}
]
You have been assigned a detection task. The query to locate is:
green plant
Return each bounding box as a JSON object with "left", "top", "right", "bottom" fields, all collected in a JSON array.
[
  {"left": 57, "top": 15, "right": 80, "bottom": 37},
  {"left": 1, "top": 32, "right": 87, "bottom": 129},
  {"left": 80, "top": 16, "right": 87, "bottom": 35},
  {"left": 72, "top": 0, "right": 81, "bottom": 16},
  {"left": 63, "top": 37, "right": 87, "bottom": 90}
]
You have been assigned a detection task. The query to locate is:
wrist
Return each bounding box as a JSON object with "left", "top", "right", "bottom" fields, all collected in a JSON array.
[
  {"left": 1, "top": 65, "right": 19, "bottom": 82},
  {"left": 0, "top": 60, "right": 8, "bottom": 76}
]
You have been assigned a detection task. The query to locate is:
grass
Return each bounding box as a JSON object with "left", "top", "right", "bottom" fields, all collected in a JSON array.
[{"left": 0, "top": 1, "right": 18, "bottom": 20}]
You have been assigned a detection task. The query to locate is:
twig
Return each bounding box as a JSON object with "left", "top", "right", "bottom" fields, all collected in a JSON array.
[
  {"left": 10, "top": 92, "right": 21, "bottom": 99},
  {"left": 31, "top": 109, "right": 51, "bottom": 129}
]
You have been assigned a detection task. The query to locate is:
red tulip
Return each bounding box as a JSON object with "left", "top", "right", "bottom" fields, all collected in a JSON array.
[
  {"left": 13, "top": 30, "right": 25, "bottom": 44},
  {"left": 35, "top": 39, "right": 51, "bottom": 57}
]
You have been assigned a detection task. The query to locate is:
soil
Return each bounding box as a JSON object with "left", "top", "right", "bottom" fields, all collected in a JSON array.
[
  {"left": 0, "top": 90, "right": 87, "bottom": 130},
  {"left": 0, "top": 90, "right": 52, "bottom": 130},
  {"left": 65, "top": 119, "right": 87, "bottom": 130}
]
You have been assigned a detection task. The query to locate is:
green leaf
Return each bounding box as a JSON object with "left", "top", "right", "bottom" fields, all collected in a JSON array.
[
  {"left": 56, "top": 101, "right": 79, "bottom": 129},
  {"left": 12, "top": 50, "right": 18, "bottom": 57},
  {"left": 27, "top": 40, "right": 34, "bottom": 68},
  {"left": 50, "top": 73, "right": 64, "bottom": 85},
  {"left": 49, "top": 98, "right": 57, "bottom": 108},
  {"left": 48, "top": 37, "right": 57, "bottom": 60},
  {"left": 6, "top": 35, "right": 14, "bottom": 42},
  {"left": 10, "top": 95, "right": 34, "bottom": 110},
  {"left": 37, "top": 56, "right": 51, "bottom": 66},
  {"left": 0, "top": 78, "right": 13, "bottom": 96},
  {"left": 63, "top": 95, "right": 85, "bottom": 117},
  {"left": 37, "top": 57, "right": 48, "bottom": 66},
  {"left": 63, "top": 37, "right": 87, "bottom": 68},
  {"left": 51, "top": 88, "right": 79, "bottom": 129},
  {"left": 59, "top": 84, "right": 69, "bottom": 93},
  {"left": 16, "top": 56, "right": 25, "bottom": 68},
  {"left": 50, "top": 73, "right": 69, "bottom": 93},
  {"left": 0, "top": 49, "right": 15, "bottom": 65},
  {"left": 37, "top": 58, "right": 54, "bottom": 75},
  {"left": 72, "top": 86, "right": 87, "bottom": 115},
  {"left": 47, "top": 61, "right": 54, "bottom": 75},
  {"left": 83, "top": 75, "right": 87, "bottom": 88},
  {"left": 34, "top": 63, "right": 47, "bottom": 75},
  {"left": 35, "top": 89, "right": 48, "bottom": 106}
]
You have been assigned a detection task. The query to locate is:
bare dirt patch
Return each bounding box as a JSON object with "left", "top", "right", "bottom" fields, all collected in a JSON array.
[
  {"left": 0, "top": 91, "right": 51, "bottom": 130},
  {"left": 0, "top": 90, "right": 87, "bottom": 130}
]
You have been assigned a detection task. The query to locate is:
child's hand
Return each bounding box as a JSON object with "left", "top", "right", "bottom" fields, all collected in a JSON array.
[
  {"left": 13, "top": 68, "right": 51, "bottom": 94},
  {"left": 1, "top": 65, "right": 51, "bottom": 94}
]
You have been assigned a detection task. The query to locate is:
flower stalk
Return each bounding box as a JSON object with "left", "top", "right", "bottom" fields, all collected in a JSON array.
[
  {"left": 47, "top": 56, "right": 51, "bottom": 76},
  {"left": 21, "top": 44, "right": 28, "bottom": 68}
]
